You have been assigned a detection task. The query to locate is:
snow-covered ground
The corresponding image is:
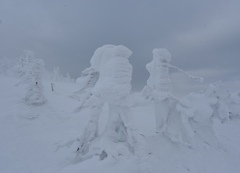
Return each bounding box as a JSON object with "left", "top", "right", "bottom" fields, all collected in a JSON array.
[{"left": 0, "top": 74, "right": 240, "bottom": 173}]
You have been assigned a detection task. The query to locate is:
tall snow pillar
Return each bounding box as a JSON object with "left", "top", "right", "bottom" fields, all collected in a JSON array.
[{"left": 146, "top": 48, "right": 173, "bottom": 133}]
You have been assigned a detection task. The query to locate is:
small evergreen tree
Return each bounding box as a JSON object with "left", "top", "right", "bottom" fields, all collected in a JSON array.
[
  {"left": 14, "top": 50, "right": 36, "bottom": 85},
  {"left": 25, "top": 59, "right": 46, "bottom": 105}
]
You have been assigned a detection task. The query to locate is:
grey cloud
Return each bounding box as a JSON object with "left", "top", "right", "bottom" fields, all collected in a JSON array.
[{"left": 0, "top": 0, "right": 240, "bottom": 95}]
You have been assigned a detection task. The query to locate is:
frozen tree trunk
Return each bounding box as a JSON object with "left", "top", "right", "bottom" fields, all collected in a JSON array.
[
  {"left": 155, "top": 98, "right": 170, "bottom": 133},
  {"left": 120, "top": 105, "right": 153, "bottom": 173},
  {"left": 99, "top": 103, "right": 152, "bottom": 172},
  {"left": 76, "top": 94, "right": 103, "bottom": 161},
  {"left": 102, "top": 104, "right": 128, "bottom": 142}
]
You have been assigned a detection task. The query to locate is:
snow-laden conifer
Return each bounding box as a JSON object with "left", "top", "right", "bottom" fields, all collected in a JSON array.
[
  {"left": 143, "top": 48, "right": 203, "bottom": 146},
  {"left": 76, "top": 45, "right": 151, "bottom": 173},
  {"left": 25, "top": 58, "right": 46, "bottom": 105},
  {"left": 14, "top": 50, "right": 36, "bottom": 85}
]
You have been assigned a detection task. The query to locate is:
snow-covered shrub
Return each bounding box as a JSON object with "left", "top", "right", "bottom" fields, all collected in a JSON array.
[
  {"left": 204, "top": 81, "right": 231, "bottom": 122},
  {"left": 177, "top": 92, "right": 218, "bottom": 146},
  {"left": 25, "top": 59, "right": 46, "bottom": 105},
  {"left": 176, "top": 81, "right": 239, "bottom": 146},
  {"left": 204, "top": 82, "right": 240, "bottom": 121}
]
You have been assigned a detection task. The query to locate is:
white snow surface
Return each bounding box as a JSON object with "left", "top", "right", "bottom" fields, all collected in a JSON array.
[{"left": 0, "top": 74, "right": 240, "bottom": 173}]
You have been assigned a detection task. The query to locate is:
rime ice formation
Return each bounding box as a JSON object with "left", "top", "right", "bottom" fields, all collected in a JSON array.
[
  {"left": 12, "top": 50, "right": 46, "bottom": 105},
  {"left": 77, "top": 45, "right": 134, "bottom": 159},
  {"left": 143, "top": 48, "right": 203, "bottom": 146},
  {"left": 176, "top": 92, "right": 218, "bottom": 146},
  {"left": 77, "top": 94, "right": 104, "bottom": 157},
  {"left": 142, "top": 48, "right": 203, "bottom": 101},
  {"left": 145, "top": 48, "right": 173, "bottom": 100},
  {"left": 92, "top": 45, "right": 132, "bottom": 105},
  {"left": 176, "top": 81, "right": 240, "bottom": 146},
  {"left": 72, "top": 67, "right": 99, "bottom": 112},
  {"left": 76, "top": 45, "right": 150, "bottom": 172},
  {"left": 142, "top": 49, "right": 174, "bottom": 134},
  {"left": 204, "top": 81, "right": 230, "bottom": 122},
  {"left": 76, "top": 67, "right": 99, "bottom": 89}
]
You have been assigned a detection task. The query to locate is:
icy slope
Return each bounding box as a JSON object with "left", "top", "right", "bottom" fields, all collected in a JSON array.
[{"left": 0, "top": 75, "right": 240, "bottom": 173}]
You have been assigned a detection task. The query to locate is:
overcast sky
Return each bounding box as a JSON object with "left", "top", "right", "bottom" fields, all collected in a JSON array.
[{"left": 0, "top": 0, "right": 240, "bottom": 97}]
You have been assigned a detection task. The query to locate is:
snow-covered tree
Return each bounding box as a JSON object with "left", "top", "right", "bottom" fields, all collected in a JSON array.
[
  {"left": 142, "top": 49, "right": 174, "bottom": 134},
  {"left": 25, "top": 58, "right": 46, "bottom": 105},
  {"left": 143, "top": 48, "right": 203, "bottom": 145},
  {"left": 14, "top": 50, "right": 37, "bottom": 85},
  {"left": 77, "top": 45, "right": 149, "bottom": 168}
]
